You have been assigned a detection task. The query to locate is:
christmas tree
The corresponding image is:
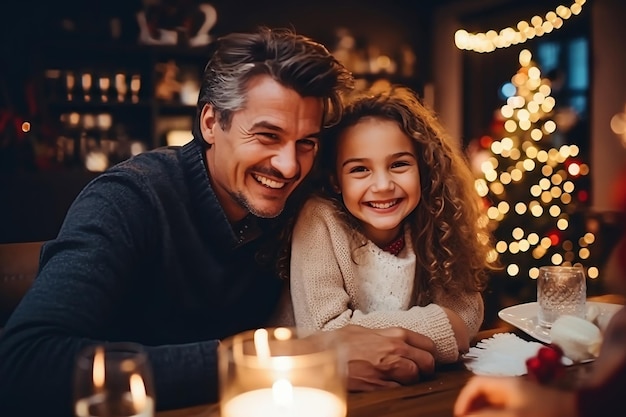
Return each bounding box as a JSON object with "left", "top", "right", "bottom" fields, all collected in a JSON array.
[{"left": 474, "top": 49, "right": 595, "bottom": 306}]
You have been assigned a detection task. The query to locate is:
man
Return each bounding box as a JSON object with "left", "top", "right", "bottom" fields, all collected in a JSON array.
[{"left": 0, "top": 27, "right": 435, "bottom": 415}]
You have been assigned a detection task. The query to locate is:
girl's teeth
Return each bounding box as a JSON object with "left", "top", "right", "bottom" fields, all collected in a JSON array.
[{"left": 370, "top": 200, "right": 397, "bottom": 209}]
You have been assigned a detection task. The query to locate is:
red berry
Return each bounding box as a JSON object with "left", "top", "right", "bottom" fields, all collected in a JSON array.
[
  {"left": 526, "top": 356, "right": 541, "bottom": 372},
  {"left": 526, "top": 356, "right": 552, "bottom": 383},
  {"left": 538, "top": 346, "right": 561, "bottom": 366},
  {"left": 547, "top": 343, "right": 564, "bottom": 358},
  {"left": 527, "top": 345, "right": 566, "bottom": 384}
]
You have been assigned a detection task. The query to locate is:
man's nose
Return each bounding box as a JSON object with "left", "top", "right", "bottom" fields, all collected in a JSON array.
[{"left": 271, "top": 143, "right": 299, "bottom": 180}]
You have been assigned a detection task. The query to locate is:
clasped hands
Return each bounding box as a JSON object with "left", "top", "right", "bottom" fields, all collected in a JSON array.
[{"left": 314, "top": 324, "right": 437, "bottom": 391}]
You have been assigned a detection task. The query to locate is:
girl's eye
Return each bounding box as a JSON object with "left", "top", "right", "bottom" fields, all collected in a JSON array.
[
  {"left": 348, "top": 166, "right": 368, "bottom": 174},
  {"left": 391, "top": 160, "right": 411, "bottom": 169}
]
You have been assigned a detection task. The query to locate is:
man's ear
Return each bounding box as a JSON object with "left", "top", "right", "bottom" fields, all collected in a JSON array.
[{"left": 200, "top": 103, "right": 217, "bottom": 146}]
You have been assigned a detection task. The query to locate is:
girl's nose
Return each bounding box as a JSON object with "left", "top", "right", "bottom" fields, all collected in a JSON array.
[{"left": 371, "top": 172, "right": 395, "bottom": 192}]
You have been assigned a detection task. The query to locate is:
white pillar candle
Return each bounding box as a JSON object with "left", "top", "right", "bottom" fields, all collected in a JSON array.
[{"left": 222, "top": 386, "right": 345, "bottom": 417}]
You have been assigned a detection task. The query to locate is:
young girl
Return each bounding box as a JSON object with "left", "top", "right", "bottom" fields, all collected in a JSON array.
[{"left": 289, "top": 86, "right": 495, "bottom": 363}]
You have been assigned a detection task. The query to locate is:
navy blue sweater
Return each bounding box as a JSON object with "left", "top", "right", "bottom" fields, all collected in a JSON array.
[{"left": 0, "top": 139, "right": 285, "bottom": 415}]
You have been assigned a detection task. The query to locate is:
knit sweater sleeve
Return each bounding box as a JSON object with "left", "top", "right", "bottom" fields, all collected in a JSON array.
[
  {"left": 0, "top": 171, "right": 218, "bottom": 415},
  {"left": 430, "top": 287, "right": 484, "bottom": 341},
  {"left": 290, "top": 198, "right": 354, "bottom": 333},
  {"left": 344, "top": 290, "right": 482, "bottom": 363},
  {"left": 290, "top": 198, "right": 482, "bottom": 363}
]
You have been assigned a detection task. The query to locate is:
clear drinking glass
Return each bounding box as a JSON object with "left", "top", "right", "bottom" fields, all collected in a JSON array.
[
  {"left": 537, "top": 265, "right": 586, "bottom": 328},
  {"left": 73, "top": 342, "right": 155, "bottom": 417},
  {"left": 219, "top": 327, "right": 347, "bottom": 417}
]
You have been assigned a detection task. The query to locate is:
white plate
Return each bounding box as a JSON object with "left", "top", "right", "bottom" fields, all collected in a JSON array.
[{"left": 498, "top": 301, "right": 622, "bottom": 343}]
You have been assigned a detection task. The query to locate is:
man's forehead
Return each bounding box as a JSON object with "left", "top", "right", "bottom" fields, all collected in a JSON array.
[{"left": 238, "top": 99, "right": 323, "bottom": 134}]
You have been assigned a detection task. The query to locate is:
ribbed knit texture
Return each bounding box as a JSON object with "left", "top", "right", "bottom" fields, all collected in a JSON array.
[{"left": 290, "top": 196, "right": 484, "bottom": 364}]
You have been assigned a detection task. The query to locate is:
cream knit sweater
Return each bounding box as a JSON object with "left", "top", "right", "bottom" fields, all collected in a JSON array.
[{"left": 290, "top": 196, "right": 484, "bottom": 363}]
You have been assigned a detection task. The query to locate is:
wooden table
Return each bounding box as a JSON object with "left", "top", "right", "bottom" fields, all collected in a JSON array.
[
  {"left": 156, "top": 294, "right": 624, "bottom": 417},
  {"left": 155, "top": 360, "right": 481, "bottom": 417}
]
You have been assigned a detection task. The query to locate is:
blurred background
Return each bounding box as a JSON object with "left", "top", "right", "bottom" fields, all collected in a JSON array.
[{"left": 1, "top": 0, "right": 625, "bottom": 327}]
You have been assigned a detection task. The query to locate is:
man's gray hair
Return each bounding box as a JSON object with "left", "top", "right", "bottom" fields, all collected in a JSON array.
[{"left": 195, "top": 27, "right": 354, "bottom": 134}]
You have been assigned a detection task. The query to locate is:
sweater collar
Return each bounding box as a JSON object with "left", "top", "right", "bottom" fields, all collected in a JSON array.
[
  {"left": 179, "top": 139, "right": 244, "bottom": 248},
  {"left": 179, "top": 138, "right": 277, "bottom": 249}
]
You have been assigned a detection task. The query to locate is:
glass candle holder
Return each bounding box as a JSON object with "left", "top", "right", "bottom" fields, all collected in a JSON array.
[
  {"left": 219, "top": 327, "right": 347, "bottom": 417},
  {"left": 73, "top": 342, "right": 155, "bottom": 417},
  {"left": 537, "top": 265, "right": 586, "bottom": 328}
]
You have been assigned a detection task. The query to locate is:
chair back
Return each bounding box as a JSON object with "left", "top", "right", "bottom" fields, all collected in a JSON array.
[{"left": 0, "top": 241, "right": 44, "bottom": 326}]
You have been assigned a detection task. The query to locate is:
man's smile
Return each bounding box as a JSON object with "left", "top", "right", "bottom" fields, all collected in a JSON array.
[{"left": 253, "top": 174, "right": 287, "bottom": 189}]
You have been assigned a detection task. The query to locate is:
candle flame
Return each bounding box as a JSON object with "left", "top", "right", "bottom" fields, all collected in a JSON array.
[
  {"left": 273, "top": 327, "right": 292, "bottom": 341},
  {"left": 129, "top": 373, "right": 147, "bottom": 411},
  {"left": 272, "top": 379, "right": 293, "bottom": 407},
  {"left": 93, "top": 346, "right": 105, "bottom": 389},
  {"left": 254, "top": 329, "right": 271, "bottom": 361}
]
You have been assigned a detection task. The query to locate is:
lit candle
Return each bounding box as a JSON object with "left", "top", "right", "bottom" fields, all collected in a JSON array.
[
  {"left": 130, "top": 373, "right": 148, "bottom": 413},
  {"left": 222, "top": 385, "right": 345, "bottom": 417},
  {"left": 221, "top": 327, "right": 346, "bottom": 417},
  {"left": 92, "top": 346, "right": 105, "bottom": 392}
]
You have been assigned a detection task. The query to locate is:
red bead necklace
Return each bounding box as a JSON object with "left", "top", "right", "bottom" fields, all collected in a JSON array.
[{"left": 382, "top": 235, "right": 405, "bottom": 256}]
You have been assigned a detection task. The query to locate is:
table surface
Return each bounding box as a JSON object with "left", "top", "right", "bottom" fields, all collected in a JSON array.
[{"left": 156, "top": 294, "right": 625, "bottom": 417}]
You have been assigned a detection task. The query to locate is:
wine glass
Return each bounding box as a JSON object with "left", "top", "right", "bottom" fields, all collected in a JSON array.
[
  {"left": 130, "top": 74, "right": 141, "bottom": 103},
  {"left": 82, "top": 72, "right": 93, "bottom": 102},
  {"left": 99, "top": 75, "right": 111, "bottom": 103},
  {"left": 115, "top": 73, "right": 127, "bottom": 102},
  {"left": 66, "top": 71, "right": 76, "bottom": 101},
  {"left": 73, "top": 342, "right": 155, "bottom": 417}
]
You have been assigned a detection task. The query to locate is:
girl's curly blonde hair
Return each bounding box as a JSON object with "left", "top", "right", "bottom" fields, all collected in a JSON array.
[{"left": 274, "top": 85, "right": 497, "bottom": 305}]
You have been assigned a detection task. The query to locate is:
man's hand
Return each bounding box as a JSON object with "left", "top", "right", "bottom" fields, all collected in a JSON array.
[{"left": 317, "top": 325, "right": 436, "bottom": 391}]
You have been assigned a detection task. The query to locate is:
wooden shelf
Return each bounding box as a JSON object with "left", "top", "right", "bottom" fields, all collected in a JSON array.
[{"left": 35, "top": 38, "right": 208, "bottom": 152}]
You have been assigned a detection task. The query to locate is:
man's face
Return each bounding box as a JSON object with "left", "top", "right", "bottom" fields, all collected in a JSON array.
[{"left": 202, "top": 75, "right": 323, "bottom": 222}]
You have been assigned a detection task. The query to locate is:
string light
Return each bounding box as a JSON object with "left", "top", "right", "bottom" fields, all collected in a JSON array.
[
  {"left": 454, "top": 0, "right": 586, "bottom": 53},
  {"left": 611, "top": 103, "right": 626, "bottom": 146}
]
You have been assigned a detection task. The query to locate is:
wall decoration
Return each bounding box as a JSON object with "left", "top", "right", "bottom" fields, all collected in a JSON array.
[{"left": 136, "top": 0, "right": 217, "bottom": 47}]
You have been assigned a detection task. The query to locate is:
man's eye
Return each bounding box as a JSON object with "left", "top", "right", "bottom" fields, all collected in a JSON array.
[
  {"left": 256, "top": 132, "right": 279, "bottom": 142},
  {"left": 297, "top": 139, "right": 318, "bottom": 152}
]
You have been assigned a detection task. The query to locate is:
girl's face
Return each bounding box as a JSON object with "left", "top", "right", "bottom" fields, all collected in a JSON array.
[{"left": 334, "top": 117, "right": 421, "bottom": 247}]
